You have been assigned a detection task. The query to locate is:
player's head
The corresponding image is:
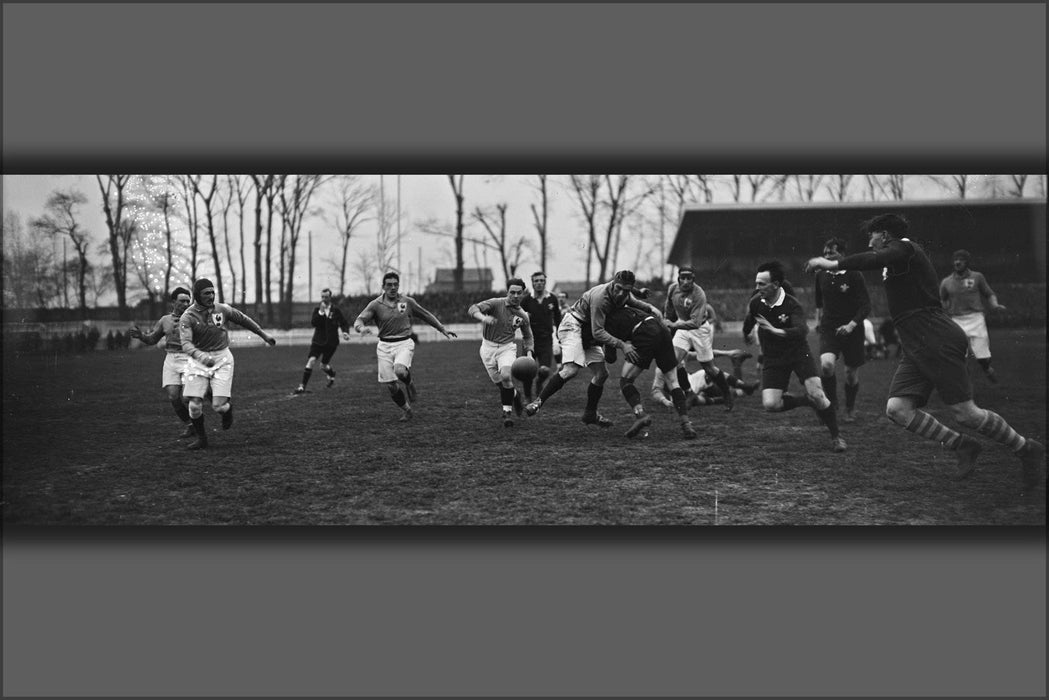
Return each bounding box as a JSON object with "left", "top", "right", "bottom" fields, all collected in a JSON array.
[
  {"left": 822, "top": 237, "right": 846, "bottom": 260},
  {"left": 193, "top": 278, "right": 216, "bottom": 307},
  {"left": 506, "top": 277, "right": 526, "bottom": 307},
  {"left": 610, "top": 270, "right": 636, "bottom": 306},
  {"left": 952, "top": 249, "right": 971, "bottom": 272},
  {"left": 530, "top": 270, "right": 547, "bottom": 294},
  {"left": 754, "top": 261, "right": 784, "bottom": 302},
  {"left": 171, "top": 287, "right": 192, "bottom": 315},
  {"left": 677, "top": 266, "right": 696, "bottom": 290},
  {"left": 381, "top": 272, "right": 400, "bottom": 299},
  {"left": 321, "top": 288, "right": 333, "bottom": 303},
  {"left": 861, "top": 213, "right": 908, "bottom": 251}
]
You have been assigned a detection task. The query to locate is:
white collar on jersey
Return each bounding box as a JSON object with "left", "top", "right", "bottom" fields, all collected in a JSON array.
[{"left": 762, "top": 286, "right": 786, "bottom": 308}]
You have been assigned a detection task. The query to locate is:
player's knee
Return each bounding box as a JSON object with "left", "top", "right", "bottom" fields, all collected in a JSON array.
[
  {"left": 165, "top": 386, "right": 181, "bottom": 401},
  {"left": 305, "top": 356, "right": 317, "bottom": 369},
  {"left": 619, "top": 376, "right": 636, "bottom": 391},
  {"left": 559, "top": 364, "right": 580, "bottom": 380},
  {"left": 394, "top": 367, "right": 410, "bottom": 383},
  {"left": 762, "top": 397, "right": 782, "bottom": 412},
  {"left": 885, "top": 398, "right": 911, "bottom": 425},
  {"left": 187, "top": 400, "right": 203, "bottom": 418}
]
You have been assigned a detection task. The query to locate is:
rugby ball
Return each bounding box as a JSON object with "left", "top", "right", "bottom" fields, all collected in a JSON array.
[{"left": 511, "top": 356, "right": 539, "bottom": 382}]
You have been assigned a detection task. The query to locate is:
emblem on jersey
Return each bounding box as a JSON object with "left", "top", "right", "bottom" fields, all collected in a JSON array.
[
  {"left": 397, "top": 302, "right": 407, "bottom": 313},
  {"left": 963, "top": 279, "right": 975, "bottom": 289},
  {"left": 683, "top": 297, "right": 692, "bottom": 309},
  {"left": 212, "top": 312, "right": 224, "bottom": 326},
  {"left": 839, "top": 283, "right": 849, "bottom": 292},
  {"left": 778, "top": 314, "right": 789, "bottom": 324},
  {"left": 511, "top": 316, "right": 523, "bottom": 329}
]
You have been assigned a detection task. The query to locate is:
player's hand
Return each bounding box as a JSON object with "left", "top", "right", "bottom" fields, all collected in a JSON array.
[
  {"left": 744, "top": 333, "right": 753, "bottom": 346},
  {"left": 355, "top": 325, "right": 371, "bottom": 335},
  {"left": 993, "top": 304, "right": 1007, "bottom": 311},
  {"left": 445, "top": 330, "right": 458, "bottom": 338},
  {"left": 128, "top": 325, "right": 142, "bottom": 339},
  {"left": 203, "top": 355, "right": 217, "bottom": 367},
  {"left": 836, "top": 322, "right": 855, "bottom": 336},
  {"left": 263, "top": 334, "right": 276, "bottom": 346},
  {"left": 804, "top": 257, "right": 830, "bottom": 274},
  {"left": 342, "top": 332, "right": 350, "bottom": 341},
  {"left": 623, "top": 342, "right": 640, "bottom": 365}
]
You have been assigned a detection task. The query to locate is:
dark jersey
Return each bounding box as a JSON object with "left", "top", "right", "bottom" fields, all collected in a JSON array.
[
  {"left": 521, "top": 291, "right": 562, "bottom": 340},
  {"left": 310, "top": 305, "right": 350, "bottom": 346},
  {"left": 590, "top": 305, "right": 653, "bottom": 344},
  {"left": 814, "top": 269, "right": 871, "bottom": 328},
  {"left": 838, "top": 238, "right": 940, "bottom": 324},
  {"left": 743, "top": 288, "right": 811, "bottom": 366}
]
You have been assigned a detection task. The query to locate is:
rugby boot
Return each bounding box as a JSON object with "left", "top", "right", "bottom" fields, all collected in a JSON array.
[
  {"left": 832, "top": 436, "right": 847, "bottom": 453},
  {"left": 625, "top": 413, "right": 652, "bottom": 439},
  {"left": 680, "top": 418, "right": 697, "bottom": 439},
  {"left": 293, "top": 385, "right": 305, "bottom": 395},
  {"left": 953, "top": 437, "right": 983, "bottom": 480},
  {"left": 326, "top": 369, "right": 336, "bottom": 388},
  {"left": 843, "top": 409, "right": 857, "bottom": 424},
  {"left": 221, "top": 405, "right": 234, "bottom": 430},
  {"left": 503, "top": 410, "right": 514, "bottom": 428},
  {"left": 581, "top": 411, "right": 613, "bottom": 428},
  {"left": 1019, "top": 439, "right": 1045, "bottom": 488},
  {"left": 524, "top": 399, "right": 542, "bottom": 417},
  {"left": 179, "top": 423, "right": 196, "bottom": 439},
  {"left": 399, "top": 406, "right": 413, "bottom": 423}
]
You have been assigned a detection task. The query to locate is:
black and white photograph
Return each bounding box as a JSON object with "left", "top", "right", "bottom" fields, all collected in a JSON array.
[{"left": 3, "top": 173, "right": 1045, "bottom": 525}]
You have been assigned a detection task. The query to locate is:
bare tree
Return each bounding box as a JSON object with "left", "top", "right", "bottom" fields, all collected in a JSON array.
[
  {"left": 927, "top": 175, "right": 974, "bottom": 199},
  {"left": 472, "top": 203, "right": 530, "bottom": 284},
  {"left": 226, "top": 175, "right": 251, "bottom": 306},
  {"left": 188, "top": 175, "right": 225, "bottom": 301},
  {"left": 277, "top": 175, "right": 331, "bottom": 327},
  {"left": 824, "top": 175, "right": 855, "bottom": 202},
  {"left": 864, "top": 175, "right": 908, "bottom": 201},
  {"left": 789, "top": 174, "right": 826, "bottom": 202},
  {"left": 3, "top": 209, "right": 59, "bottom": 308},
  {"left": 171, "top": 175, "right": 205, "bottom": 283},
  {"left": 249, "top": 175, "right": 275, "bottom": 319},
  {"left": 96, "top": 175, "right": 137, "bottom": 319},
  {"left": 30, "top": 190, "right": 92, "bottom": 317},
  {"left": 449, "top": 175, "right": 466, "bottom": 291},
  {"left": 323, "top": 175, "right": 375, "bottom": 296},
  {"left": 529, "top": 175, "right": 550, "bottom": 273},
  {"left": 1005, "top": 175, "right": 1030, "bottom": 197}
]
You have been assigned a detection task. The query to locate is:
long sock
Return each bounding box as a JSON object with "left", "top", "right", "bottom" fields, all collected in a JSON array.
[
  {"left": 710, "top": 368, "right": 731, "bottom": 397},
  {"left": 585, "top": 382, "right": 604, "bottom": 413},
  {"left": 844, "top": 381, "right": 859, "bottom": 411},
  {"left": 301, "top": 367, "right": 312, "bottom": 388},
  {"left": 191, "top": 415, "right": 206, "bottom": 438},
  {"left": 171, "top": 398, "right": 190, "bottom": 422},
  {"left": 821, "top": 374, "right": 837, "bottom": 409},
  {"left": 499, "top": 385, "right": 515, "bottom": 410},
  {"left": 537, "top": 373, "right": 566, "bottom": 403},
  {"left": 780, "top": 393, "right": 811, "bottom": 411},
  {"left": 670, "top": 387, "right": 688, "bottom": 417},
  {"left": 676, "top": 366, "right": 691, "bottom": 393},
  {"left": 816, "top": 405, "right": 840, "bottom": 438},
  {"left": 975, "top": 410, "right": 1025, "bottom": 452},
  {"left": 904, "top": 411, "right": 963, "bottom": 450},
  {"left": 621, "top": 382, "right": 641, "bottom": 409},
  {"left": 391, "top": 388, "right": 406, "bottom": 407}
]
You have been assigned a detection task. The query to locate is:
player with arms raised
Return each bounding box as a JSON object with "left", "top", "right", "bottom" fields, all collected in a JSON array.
[
  {"left": 353, "top": 271, "right": 458, "bottom": 422},
  {"left": 468, "top": 278, "right": 535, "bottom": 427}
]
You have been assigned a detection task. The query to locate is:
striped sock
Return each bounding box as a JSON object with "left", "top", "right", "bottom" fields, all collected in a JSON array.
[
  {"left": 975, "top": 410, "right": 1026, "bottom": 452},
  {"left": 904, "top": 411, "right": 963, "bottom": 450}
]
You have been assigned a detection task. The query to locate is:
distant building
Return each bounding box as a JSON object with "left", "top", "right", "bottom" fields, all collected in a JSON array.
[{"left": 424, "top": 267, "right": 496, "bottom": 294}]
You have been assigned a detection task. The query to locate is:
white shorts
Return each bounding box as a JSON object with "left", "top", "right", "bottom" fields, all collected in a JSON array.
[
  {"left": 162, "top": 352, "right": 189, "bottom": 387},
  {"left": 479, "top": 339, "right": 517, "bottom": 383},
  {"left": 557, "top": 313, "right": 605, "bottom": 368},
  {"left": 183, "top": 348, "right": 234, "bottom": 399},
  {"left": 951, "top": 312, "right": 991, "bottom": 358},
  {"left": 672, "top": 322, "right": 714, "bottom": 362},
  {"left": 376, "top": 338, "right": 415, "bottom": 382}
]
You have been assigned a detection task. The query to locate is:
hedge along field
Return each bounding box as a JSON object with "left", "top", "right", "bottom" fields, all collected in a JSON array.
[{"left": 1, "top": 327, "right": 1045, "bottom": 525}]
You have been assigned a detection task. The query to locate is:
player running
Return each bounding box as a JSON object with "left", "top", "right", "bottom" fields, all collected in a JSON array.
[
  {"left": 294, "top": 288, "right": 351, "bottom": 394},
  {"left": 468, "top": 278, "right": 535, "bottom": 427}
]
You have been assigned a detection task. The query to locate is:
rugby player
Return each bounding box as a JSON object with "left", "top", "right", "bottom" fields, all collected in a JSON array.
[
  {"left": 743, "top": 261, "right": 846, "bottom": 453},
  {"left": 294, "top": 288, "right": 351, "bottom": 394},
  {"left": 519, "top": 271, "right": 561, "bottom": 400},
  {"left": 806, "top": 213, "right": 1044, "bottom": 488},
  {"left": 468, "top": 278, "right": 535, "bottom": 427},
  {"left": 179, "top": 278, "right": 277, "bottom": 450},
  {"left": 939, "top": 249, "right": 1006, "bottom": 383},
  {"left": 353, "top": 271, "right": 458, "bottom": 422}
]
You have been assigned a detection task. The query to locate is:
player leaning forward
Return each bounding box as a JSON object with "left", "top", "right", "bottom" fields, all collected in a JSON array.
[
  {"left": 468, "top": 278, "right": 535, "bottom": 428},
  {"left": 805, "top": 213, "right": 1044, "bottom": 488},
  {"left": 353, "top": 271, "right": 458, "bottom": 422},
  {"left": 179, "top": 278, "right": 277, "bottom": 450}
]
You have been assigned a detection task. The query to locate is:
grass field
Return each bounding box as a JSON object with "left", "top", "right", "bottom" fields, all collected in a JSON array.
[{"left": 2, "top": 328, "right": 1045, "bottom": 525}]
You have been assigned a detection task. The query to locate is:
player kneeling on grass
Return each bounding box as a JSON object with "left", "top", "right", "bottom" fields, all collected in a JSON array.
[
  {"left": 743, "top": 261, "right": 846, "bottom": 454},
  {"left": 129, "top": 286, "right": 196, "bottom": 439},
  {"left": 468, "top": 278, "right": 535, "bottom": 428},
  {"left": 597, "top": 304, "right": 697, "bottom": 440},
  {"left": 179, "top": 278, "right": 277, "bottom": 450}
]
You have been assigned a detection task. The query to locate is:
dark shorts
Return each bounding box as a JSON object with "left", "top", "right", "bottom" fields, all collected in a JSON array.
[
  {"left": 307, "top": 342, "right": 339, "bottom": 364},
  {"left": 631, "top": 318, "right": 678, "bottom": 373},
  {"left": 532, "top": 335, "right": 554, "bottom": 368},
  {"left": 888, "top": 309, "right": 972, "bottom": 407},
  {"left": 818, "top": 324, "right": 867, "bottom": 367},
  {"left": 761, "top": 353, "right": 819, "bottom": 391}
]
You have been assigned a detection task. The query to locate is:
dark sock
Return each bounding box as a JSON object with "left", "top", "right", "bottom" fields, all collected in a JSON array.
[
  {"left": 676, "top": 366, "right": 691, "bottom": 393},
  {"left": 391, "top": 389, "right": 406, "bottom": 407},
  {"left": 191, "top": 415, "right": 206, "bottom": 438},
  {"left": 538, "top": 373, "right": 566, "bottom": 402},
  {"left": 844, "top": 381, "right": 859, "bottom": 411},
  {"left": 586, "top": 382, "right": 604, "bottom": 412},
  {"left": 670, "top": 387, "right": 688, "bottom": 416},
  {"left": 711, "top": 368, "right": 731, "bottom": 396},
  {"left": 172, "top": 398, "right": 190, "bottom": 422},
  {"left": 621, "top": 382, "right": 641, "bottom": 409},
  {"left": 821, "top": 374, "right": 837, "bottom": 409},
  {"left": 301, "top": 367, "right": 312, "bottom": 387},
  {"left": 781, "top": 393, "right": 811, "bottom": 411},
  {"left": 816, "top": 404, "right": 840, "bottom": 438},
  {"left": 499, "top": 385, "right": 515, "bottom": 407}
]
